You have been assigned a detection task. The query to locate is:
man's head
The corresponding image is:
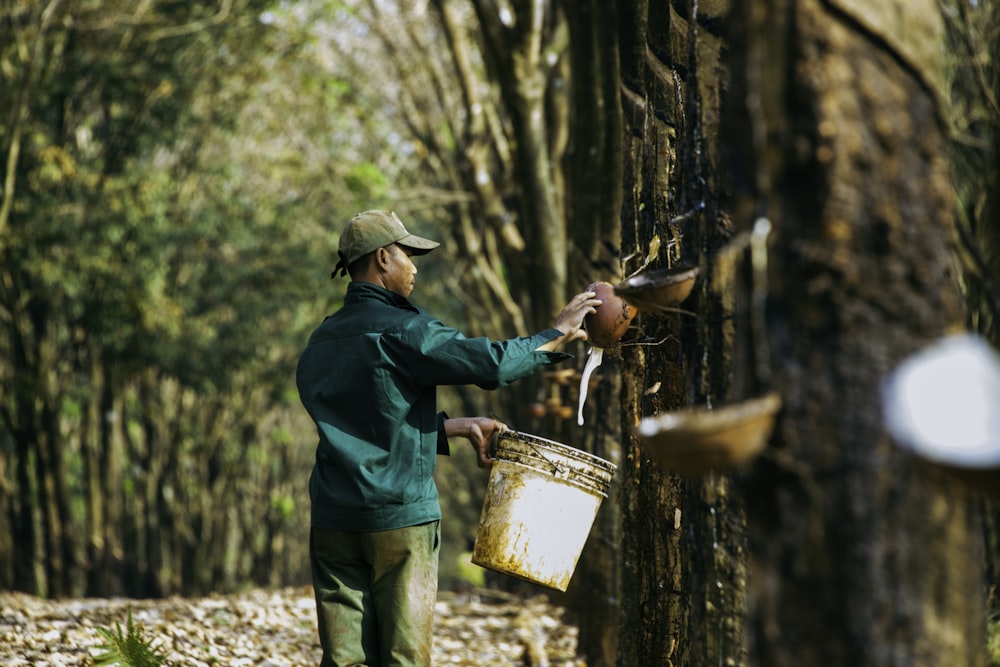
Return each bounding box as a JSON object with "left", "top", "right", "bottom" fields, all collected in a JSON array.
[{"left": 333, "top": 210, "right": 440, "bottom": 296}]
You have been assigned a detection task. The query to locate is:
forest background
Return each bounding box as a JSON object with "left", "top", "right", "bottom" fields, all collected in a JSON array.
[{"left": 2, "top": 1, "right": 999, "bottom": 666}]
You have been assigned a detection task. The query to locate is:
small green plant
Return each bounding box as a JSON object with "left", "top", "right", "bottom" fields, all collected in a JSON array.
[{"left": 93, "top": 608, "right": 168, "bottom": 667}]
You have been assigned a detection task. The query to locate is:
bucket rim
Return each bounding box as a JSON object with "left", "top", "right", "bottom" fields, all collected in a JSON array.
[{"left": 497, "top": 430, "right": 617, "bottom": 471}]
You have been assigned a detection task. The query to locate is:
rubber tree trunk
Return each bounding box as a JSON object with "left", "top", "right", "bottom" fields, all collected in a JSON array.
[
  {"left": 616, "top": 1, "right": 747, "bottom": 665},
  {"left": 725, "top": 1, "right": 986, "bottom": 664}
]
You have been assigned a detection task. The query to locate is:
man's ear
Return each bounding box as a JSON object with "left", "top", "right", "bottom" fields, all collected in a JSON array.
[{"left": 374, "top": 246, "right": 391, "bottom": 272}]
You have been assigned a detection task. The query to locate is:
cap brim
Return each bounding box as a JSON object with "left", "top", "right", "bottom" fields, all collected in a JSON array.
[{"left": 398, "top": 234, "right": 440, "bottom": 256}]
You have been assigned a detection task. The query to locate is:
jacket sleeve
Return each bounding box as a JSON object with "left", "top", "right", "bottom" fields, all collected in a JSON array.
[
  {"left": 437, "top": 411, "right": 450, "bottom": 455},
  {"left": 390, "top": 315, "right": 572, "bottom": 390}
]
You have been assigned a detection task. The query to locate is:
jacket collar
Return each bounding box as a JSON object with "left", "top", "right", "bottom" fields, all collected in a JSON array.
[{"left": 345, "top": 281, "right": 421, "bottom": 312}]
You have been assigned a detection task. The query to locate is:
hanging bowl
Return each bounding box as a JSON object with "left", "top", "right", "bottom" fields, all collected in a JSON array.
[
  {"left": 882, "top": 333, "right": 1000, "bottom": 496},
  {"left": 614, "top": 265, "right": 699, "bottom": 312},
  {"left": 636, "top": 392, "right": 782, "bottom": 474}
]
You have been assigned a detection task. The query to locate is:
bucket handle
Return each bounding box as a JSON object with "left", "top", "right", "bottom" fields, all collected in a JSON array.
[{"left": 490, "top": 413, "right": 566, "bottom": 475}]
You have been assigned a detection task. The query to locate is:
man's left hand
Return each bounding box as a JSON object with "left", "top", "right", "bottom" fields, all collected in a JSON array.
[{"left": 445, "top": 416, "right": 505, "bottom": 468}]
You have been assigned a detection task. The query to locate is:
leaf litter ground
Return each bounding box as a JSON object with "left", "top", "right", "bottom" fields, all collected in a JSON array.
[{"left": 0, "top": 586, "right": 582, "bottom": 666}]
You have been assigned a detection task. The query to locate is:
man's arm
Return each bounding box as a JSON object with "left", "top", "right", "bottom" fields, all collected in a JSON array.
[{"left": 444, "top": 417, "right": 506, "bottom": 468}]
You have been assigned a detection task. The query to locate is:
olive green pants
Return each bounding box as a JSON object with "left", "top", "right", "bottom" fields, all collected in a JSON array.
[{"left": 310, "top": 522, "right": 440, "bottom": 667}]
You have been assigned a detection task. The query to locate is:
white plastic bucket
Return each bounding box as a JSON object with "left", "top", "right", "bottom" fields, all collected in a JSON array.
[{"left": 471, "top": 431, "right": 617, "bottom": 591}]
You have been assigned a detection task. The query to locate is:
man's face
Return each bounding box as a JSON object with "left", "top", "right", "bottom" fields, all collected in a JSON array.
[{"left": 382, "top": 244, "right": 418, "bottom": 297}]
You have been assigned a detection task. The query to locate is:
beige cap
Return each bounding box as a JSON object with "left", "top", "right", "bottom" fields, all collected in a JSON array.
[{"left": 333, "top": 210, "right": 440, "bottom": 277}]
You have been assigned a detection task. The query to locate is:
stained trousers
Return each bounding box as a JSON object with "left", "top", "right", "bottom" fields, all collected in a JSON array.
[{"left": 310, "top": 522, "right": 440, "bottom": 667}]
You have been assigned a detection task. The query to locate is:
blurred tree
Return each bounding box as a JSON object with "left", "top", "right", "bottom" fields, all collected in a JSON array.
[
  {"left": 727, "top": 0, "right": 985, "bottom": 664},
  {"left": 1, "top": 0, "right": 267, "bottom": 596},
  {"left": 615, "top": 0, "right": 998, "bottom": 664},
  {"left": 0, "top": 0, "right": 347, "bottom": 596}
]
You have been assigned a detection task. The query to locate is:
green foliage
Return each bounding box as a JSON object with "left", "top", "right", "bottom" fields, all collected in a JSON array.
[
  {"left": 989, "top": 611, "right": 1000, "bottom": 666},
  {"left": 454, "top": 550, "right": 486, "bottom": 588},
  {"left": 271, "top": 493, "right": 296, "bottom": 520},
  {"left": 0, "top": 0, "right": 558, "bottom": 597},
  {"left": 0, "top": 0, "right": 329, "bottom": 595},
  {"left": 93, "top": 609, "right": 167, "bottom": 667},
  {"left": 344, "top": 162, "right": 390, "bottom": 199}
]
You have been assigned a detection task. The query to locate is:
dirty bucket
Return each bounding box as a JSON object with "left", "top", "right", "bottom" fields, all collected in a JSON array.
[{"left": 471, "top": 431, "right": 617, "bottom": 591}]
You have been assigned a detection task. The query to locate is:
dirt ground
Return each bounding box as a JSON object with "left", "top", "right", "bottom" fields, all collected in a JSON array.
[{"left": 0, "top": 586, "right": 582, "bottom": 666}]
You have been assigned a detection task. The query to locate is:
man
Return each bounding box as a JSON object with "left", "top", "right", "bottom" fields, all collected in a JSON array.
[{"left": 296, "top": 210, "right": 601, "bottom": 667}]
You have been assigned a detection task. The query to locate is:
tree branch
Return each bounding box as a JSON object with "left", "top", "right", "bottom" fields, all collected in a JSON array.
[{"left": 1, "top": 0, "right": 65, "bottom": 242}]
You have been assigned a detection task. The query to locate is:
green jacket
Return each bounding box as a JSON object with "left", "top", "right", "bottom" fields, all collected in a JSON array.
[{"left": 296, "top": 281, "right": 571, "bottom": 532}]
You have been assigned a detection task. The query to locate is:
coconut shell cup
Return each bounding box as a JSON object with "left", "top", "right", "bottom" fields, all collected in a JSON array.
[
  {"left": 584, "top": 281, "right": 638, "bottom": 348},
  {"left": 636, "top": 392, "right": 782, "bottom": 475},
  {"left": 614, "top": 265, "right": 699, "bottom": 312}
]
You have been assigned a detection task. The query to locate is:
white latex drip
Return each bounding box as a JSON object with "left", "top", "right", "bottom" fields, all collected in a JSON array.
[{"left": 577, "top": 346, "right": 604, "bottom": 426}]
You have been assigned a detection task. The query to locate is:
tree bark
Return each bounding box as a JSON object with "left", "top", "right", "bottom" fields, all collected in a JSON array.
[
  {"left": 617, "top": 1, "right": 744, "bottom": 665},
  {"left": 726, "top": 1, "right": 986, "bottom": 664}
]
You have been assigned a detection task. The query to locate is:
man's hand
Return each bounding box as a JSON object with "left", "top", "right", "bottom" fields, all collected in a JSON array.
[
  {"left": 537, "top": 290, "right": 603, "bottom": 351},
  {"left": 444, "top": 416, "right": 506, "bottom": 468}
]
